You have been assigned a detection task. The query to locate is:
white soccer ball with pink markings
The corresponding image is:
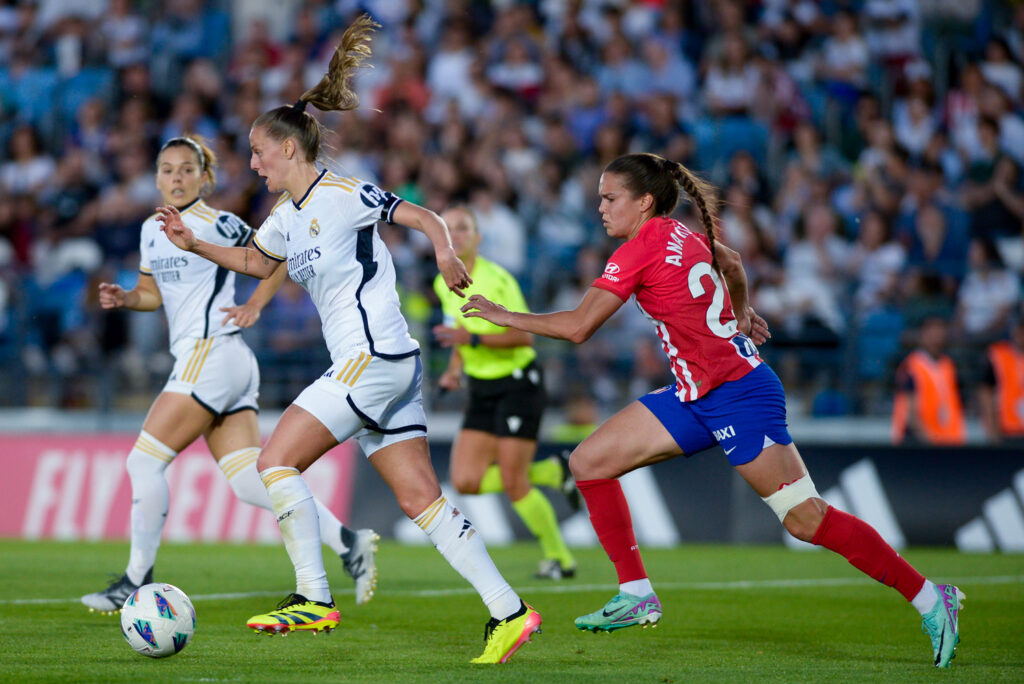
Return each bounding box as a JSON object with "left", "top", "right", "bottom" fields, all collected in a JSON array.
[{"left": 119, "top": 583, "right": 196, "bottom": 658}]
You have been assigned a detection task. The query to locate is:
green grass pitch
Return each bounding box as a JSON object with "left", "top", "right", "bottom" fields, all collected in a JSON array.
[{"left": 1, "top": 540, "right": 1021, "bottom": 682}]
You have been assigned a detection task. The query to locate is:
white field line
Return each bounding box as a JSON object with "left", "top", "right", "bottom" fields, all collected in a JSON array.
[{"left": 4, "top": 574, "right": 1022, "bottom": 606}]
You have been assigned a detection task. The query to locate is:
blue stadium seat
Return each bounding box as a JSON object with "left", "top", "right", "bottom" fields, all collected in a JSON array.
[
  {"left": 857, "top": 309, "right": 906, "bottom": 380},
  {"left": 58, "top": 67, "right": 115, "bottom": 123},
  {"left": 0, "top": 67, "right": 58, "bottom": 125},
  {"left": 693, "top": 116, "right": 768, "bottom": 171}
]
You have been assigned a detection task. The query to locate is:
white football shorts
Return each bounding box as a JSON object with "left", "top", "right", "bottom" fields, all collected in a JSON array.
[
  {"left": 163, "top": 333, "right": 259, "bottom": 416},
  {"left": 293, "top": 351, "right": 427, "bottom": 457}
]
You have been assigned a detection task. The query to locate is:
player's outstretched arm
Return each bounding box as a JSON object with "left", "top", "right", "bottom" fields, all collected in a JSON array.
[
  {"left": 392, "top": 201, "right": 471, "bottom": 297},
  {"left": 156, "top": 205, "right": 278, "bottom": 280},
  {"left": 462, "top": 286, "right": 623, "bottom": 344},
  {"left": 98, "top": 273, "right": 162, "bottom": 312}
]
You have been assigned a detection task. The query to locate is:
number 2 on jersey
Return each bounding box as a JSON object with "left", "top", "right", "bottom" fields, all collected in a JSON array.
[{"left": 687, "top": 262, "right": 738, "bottom": 339}]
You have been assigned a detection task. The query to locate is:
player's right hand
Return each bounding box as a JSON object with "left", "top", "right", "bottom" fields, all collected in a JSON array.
[
  {"left": 461, "top": 294, "right": 511, "bottom": 326},
  {"left": 98, "top": 282, "right": 127, "bottom": 309},
  {"left": 156, "top": 205, "right": 199, "bottom": 252},
  {"left": 432, "top": 324, "right": 471, "bottom": 348},
  {"left": 221, "top": 303, "right": 261, "bottom": 328},
  {"left": 439, "top": 368, "right": 462, "bottom": 391},
  {"left": 436, "top": 248, "right": 472, "bottom": 297}
]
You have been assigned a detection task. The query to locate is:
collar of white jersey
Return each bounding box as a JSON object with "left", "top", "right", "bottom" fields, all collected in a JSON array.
[
  {"left": 291, "top": 169, "right": 328, "bottom": 211},
  {"left": 177, "top": 197, "right": 202, "bottom": 214}
]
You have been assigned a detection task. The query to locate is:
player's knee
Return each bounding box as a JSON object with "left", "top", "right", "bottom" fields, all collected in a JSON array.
[
  {"left": 451, "top": 473, "right": 480, "bottom": 495},
  {"left": 570, "top": 444, "right": 625, "bottom": 480},
  {"left": 567, "top": 448, "right": 583, "bottom": 478},
  {"left": 500, "top": 471, "right": 529, "bottom": 499},
  {"left": 126, "top": 449, "right": 166, "bottom": 481},
  {"left": 761, "top": 475, "right": 824, "bottom": 542},
  {"left": 398, "top": 485, "right": 442, "bottom": 520},
  {"left": 568, "top": 443, "right": 604, "bottom": 480},
  {"left": 399, "top": 497, "right": 431, "bottom": 519},
  {"left": 256, "top": 450, "right": 287, "bottom": 472},
  {"left": 783, "top": 501, "right": 826, "bottom": 543},
  {"left": 126, "top": 431, "right": 176, "bottom": 480}
]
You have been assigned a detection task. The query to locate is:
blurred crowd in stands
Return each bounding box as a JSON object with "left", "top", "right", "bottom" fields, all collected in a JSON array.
[{"left": 0, "top": 0, "right": 1022, "bottom": 438}]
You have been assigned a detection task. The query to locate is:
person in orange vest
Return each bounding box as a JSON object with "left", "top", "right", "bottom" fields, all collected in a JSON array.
[
  {"left": 980, "top": 319, "right": 1024, "bottom": 443},
  {"left": 891, "top": 316, "right": 967, "bottom": 445}
]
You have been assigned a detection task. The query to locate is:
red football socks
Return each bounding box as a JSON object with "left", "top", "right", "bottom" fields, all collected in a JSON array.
[
  {"left": 812, "top": 505, "right": 925, "bottom": 601},
  {"left": 577, "top": 478, "right": 648, "bottom": 583}
]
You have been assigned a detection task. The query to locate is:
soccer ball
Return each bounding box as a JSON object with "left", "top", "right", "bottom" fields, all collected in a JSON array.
[{"left": 119, "top": 583, "right": 196, "bottom": 658}]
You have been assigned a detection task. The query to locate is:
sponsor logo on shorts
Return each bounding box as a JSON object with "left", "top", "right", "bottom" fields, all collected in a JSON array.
[{"left": 713, "top": 425, "right": 736, "bottom": 442}]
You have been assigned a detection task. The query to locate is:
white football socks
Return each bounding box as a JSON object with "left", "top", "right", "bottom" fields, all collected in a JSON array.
[
  {"left": 317, "top": 500, "right": 349, "bottom": 557},
  {"left": 125, "top": 430, "right": 177, "bottom": 585},
  {"left": 260, "top": 466, "right": 331, "bottom": 604},
  {"left": 218, "top": 447, "right": 263, "bottom": 505},
  {"left": 220, "top": 449, "right": 349, "bottom": 556},
  {"left": 620, "top": 579, "right": 654, "bottom": 597},
  {"left": 911, "top": 579, "right": 938, "bottom": 615},
  {"left": 413, "top": 496, "right": 520, "bottom": 620}
]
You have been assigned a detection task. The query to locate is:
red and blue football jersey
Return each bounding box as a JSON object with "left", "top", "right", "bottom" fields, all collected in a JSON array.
[{"left": 592, "top": 216, "right": 761, "bottom": 402}]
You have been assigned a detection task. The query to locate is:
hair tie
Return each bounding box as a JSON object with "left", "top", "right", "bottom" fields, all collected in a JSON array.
[{"left": 291, "top": 99, "right": 308, "bottom": 113}]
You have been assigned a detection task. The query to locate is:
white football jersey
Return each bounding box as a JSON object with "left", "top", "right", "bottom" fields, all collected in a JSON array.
[
  {"left": 139, "top": 199, "right": 252, "bottom": 346},
  {"left": 252, "top": 171, "right": 417, "bottom": 364}
]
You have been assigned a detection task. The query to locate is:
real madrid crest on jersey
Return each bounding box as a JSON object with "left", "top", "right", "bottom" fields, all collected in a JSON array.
[{"left": 309, "top": 218, "right": 321, "bottom": 237}]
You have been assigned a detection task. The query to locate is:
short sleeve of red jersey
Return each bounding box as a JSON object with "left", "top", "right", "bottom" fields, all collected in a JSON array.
[{"left": 591, "top": 235, "right": 654, "bottom": 301}]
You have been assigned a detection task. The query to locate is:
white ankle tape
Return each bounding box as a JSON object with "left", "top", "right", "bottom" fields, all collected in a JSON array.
[{"left": 761, "top": 474, "right": 820, "bottom": 523}]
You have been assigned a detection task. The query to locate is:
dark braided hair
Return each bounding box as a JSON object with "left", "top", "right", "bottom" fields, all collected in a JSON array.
[
  {"left": 604, "top": 153, "right": 721, "bottom": 270},
  {"left": 671, "top": 162, "right": 720, "bottom": 272},
  {"left": 252, "top": 14, "right": 379, "bottom": 162}
]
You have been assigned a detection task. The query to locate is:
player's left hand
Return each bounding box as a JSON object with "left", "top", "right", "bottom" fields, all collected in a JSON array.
[
  {"left": 461, "top": 294, "right": 511, "bottom": 326},
  {"left": 433, "top": 324, "right": 470, "bottom": 348},
  {"left": 436, "top": 248, "right": 472, "bottom": 297},
  {"left": 221, "top": 303, "right": 261, "bottom": 328},
  {"left": 744, "top": 306, "right": 771, "bottom": 345},
  {"left": 156, "top": 205, "right": 199, "bottom": 252}
]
